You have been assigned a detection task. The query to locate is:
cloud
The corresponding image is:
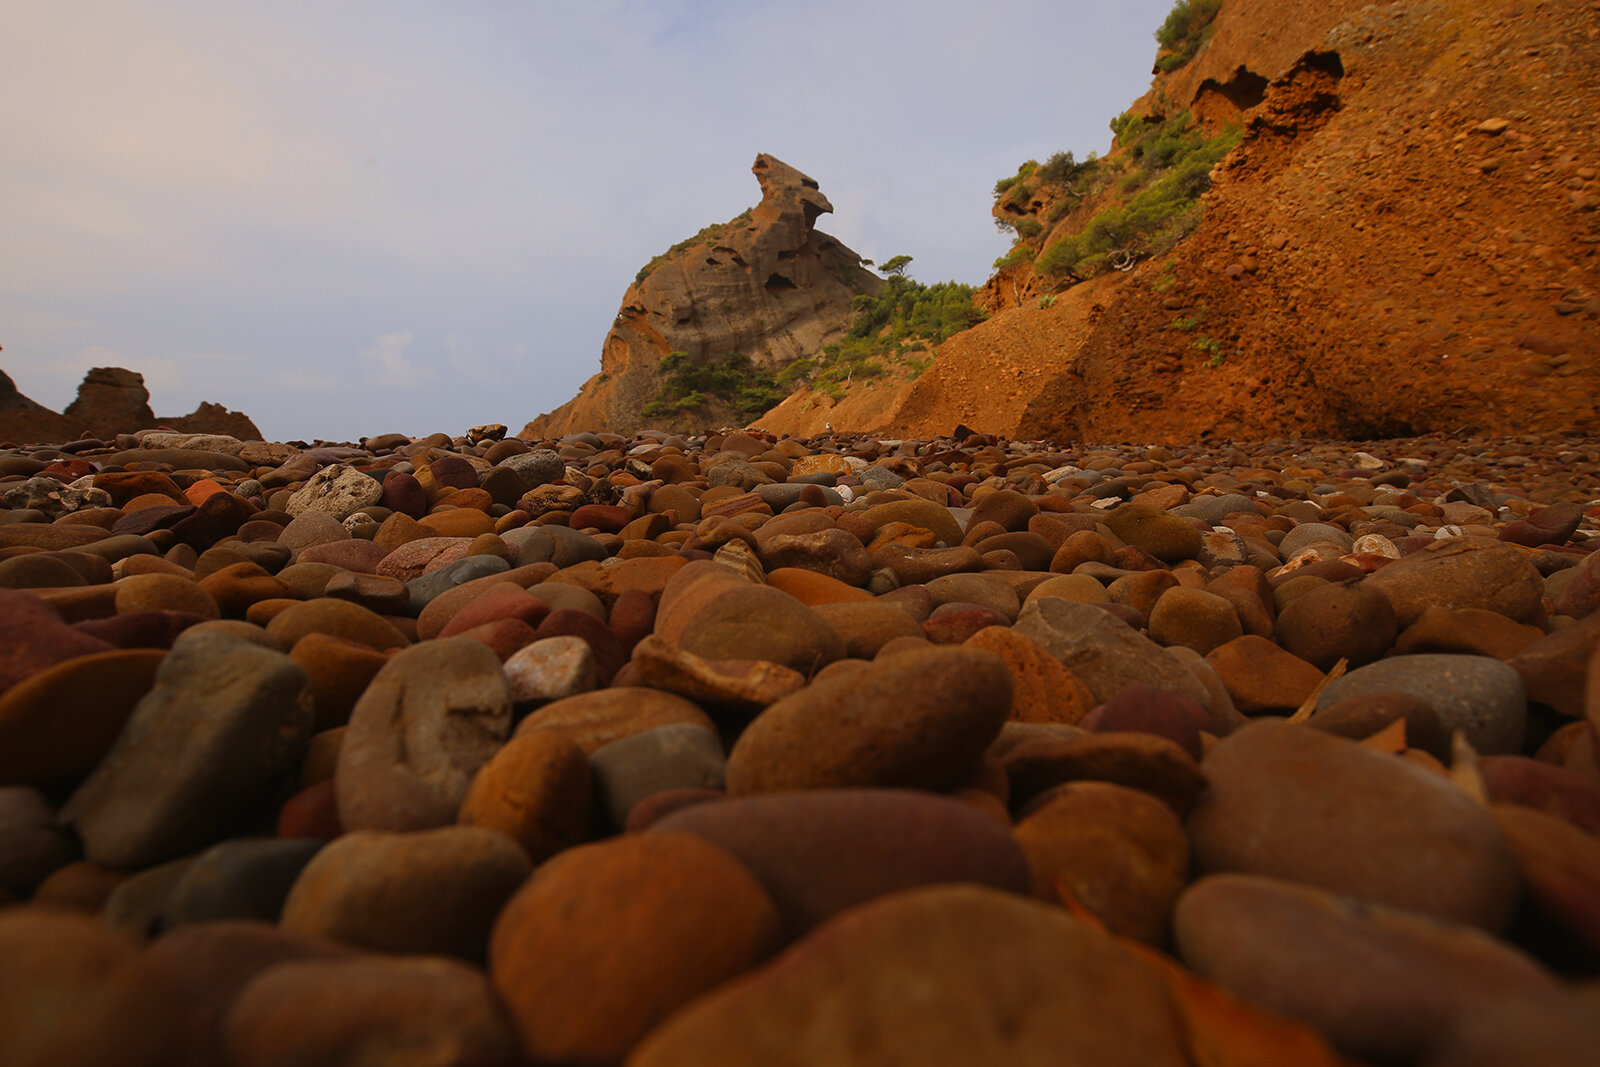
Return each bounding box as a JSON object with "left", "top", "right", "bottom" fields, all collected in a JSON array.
[{"left": 358, "top": 330, "right": 432, "bottom": 390}]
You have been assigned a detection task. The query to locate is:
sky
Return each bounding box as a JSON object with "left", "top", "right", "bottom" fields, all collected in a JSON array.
[{"left": 2, "top": 0, "right": 1176, "bottom": 443}]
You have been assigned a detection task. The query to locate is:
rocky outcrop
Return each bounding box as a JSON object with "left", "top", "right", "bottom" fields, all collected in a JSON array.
[
  {"left": 522, "top": 155, "right": 880, "bottom": 438},
  {"left": 0, "top": 366, "right": 261, "bottom": 444}
]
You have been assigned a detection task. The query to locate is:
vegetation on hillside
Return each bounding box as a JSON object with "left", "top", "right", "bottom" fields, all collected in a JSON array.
[
  {"left": 987, "top": 0, "right": 1239, "bottom": 290},
  {"left": 643, "top": 350, "right": 784, "bottom": 425},
  {"left": 778, "top": 270, "right": 986, "bottom": 399},
  {"left": 635, "top": 210, "right": 753, "bottom": 283},
  {"left": 1154, "top": 0, "right": 1222, "bottom": 73}
]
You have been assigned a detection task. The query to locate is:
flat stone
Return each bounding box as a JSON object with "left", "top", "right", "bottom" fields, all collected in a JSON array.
[
  {"left": 1175, "top": 873, "right": 1558, "bottom": 1063},
  {"left": 223, "top": 954, "right": 518, "bottom": 1067},
  {"left": 1364, "top": 540, "right": 1545, "bottom": 626},
  {"left": 0, "top": 588, "right": 116, "bottom": 693},
  {"left": 514, "top": 685, "right": 714, "bottom": 754},
  {"left": 60, "top": 634, "right": 314, "bottom": 868},
  {"left": 335, "top": 637, "right": 512, "bottom": 832},
  {"left": 1011, "top": 596, "right": 1212, "bottom": 706},
  {"left": 0, "top": 648, "right": 165, "bottom": 786},
  {"left": 502, "top": 634, "right": 599, "bottom": 704},
  {"left": 281, "top": 825, "right": 531, "bottom": 960},
  {"left": 631, "top": 884, "right": 1189, "bottom": 1067},
  {"left": 726, "top": 645, "right": 1011, "bottom": 795},
  {"left": 1188, "top": 721, "right": 1520, "bottom": 931},
  {"left": 657, "top": 788, "right": 1030, "bottom": 935},
  {"left": 1204, "top": 634, "right": 1324, "bottom": 715},
  {"left": 628, "top": 633, "right": 806, "bottom": 716}
]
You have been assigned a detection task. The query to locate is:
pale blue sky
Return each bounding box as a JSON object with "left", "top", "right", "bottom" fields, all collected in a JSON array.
[{"left": 2, "top": 0, "right": 1174, "bottom": 441}]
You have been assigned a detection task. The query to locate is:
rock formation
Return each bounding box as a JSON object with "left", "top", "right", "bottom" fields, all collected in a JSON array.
[
  {"left": 522, "top": 154, "right": 880, "bottom": 437},
  {"left": 0, "top": 366, "right": 261, "bottom": 444}
]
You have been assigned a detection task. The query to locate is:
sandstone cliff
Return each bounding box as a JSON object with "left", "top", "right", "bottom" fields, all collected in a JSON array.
[
  {"left": 763, "top": 0, "right": 1599, "bottom": 442},
  {"left": 0, "top": 366, "right": 262, "bottom": 444},
  {"left": 521, "top": 155, "right": 880, "bottom": 438}
]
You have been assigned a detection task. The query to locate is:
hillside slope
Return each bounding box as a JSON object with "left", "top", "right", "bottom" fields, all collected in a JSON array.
[{"left": 775, "top": 0, "right": 1599, "bottom": 442}]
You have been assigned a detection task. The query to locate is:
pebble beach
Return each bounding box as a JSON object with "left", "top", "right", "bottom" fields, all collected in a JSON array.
[{"left": 3, "top": 423, "right": 1599, "bottom": 1066}]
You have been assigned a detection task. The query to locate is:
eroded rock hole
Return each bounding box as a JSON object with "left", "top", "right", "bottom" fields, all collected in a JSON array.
[{"left": 764, "top": 273, "right": 797, "bottom": 294}]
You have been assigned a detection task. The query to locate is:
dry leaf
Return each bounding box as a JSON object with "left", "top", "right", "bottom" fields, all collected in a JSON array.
[
  {"left": 1449, "top": 731, "right": 1489, "bottom": 807},
  {"left": 1358, "top": 717, "right": 1407, "bottom": 754},
  {"left": 1287, "top": 657, "right": 1348, "bottom": 724}
]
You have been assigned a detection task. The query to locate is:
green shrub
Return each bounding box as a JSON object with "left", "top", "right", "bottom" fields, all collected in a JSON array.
[
  {"left": 1153, "top": 0, "right": 1222, "bottom": 73},
  {"left": 644, "top": 350, "right": 784, "bottom": 423},
  {"left": 992, "top": 160, "right": 1039, "bottom": 200},
  {"left": 1015, "top": 218, "right": 1043, "bottom": 239},
  {"left": 1035, "top": 150, "right": 1099, "bottom": 187}
]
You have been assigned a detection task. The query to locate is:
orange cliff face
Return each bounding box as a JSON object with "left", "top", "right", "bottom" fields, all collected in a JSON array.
[{"left": 520, "top": 154, "right": 880, "bottom": 439}]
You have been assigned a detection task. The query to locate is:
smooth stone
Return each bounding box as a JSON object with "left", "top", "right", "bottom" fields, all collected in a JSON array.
[
  {"left": 1175, "top": 873, "right": 1558, "bottom": 1063},
  {"left": 196, "top": 561, "right": 295, "bottom": 617},
  {"left": 667, "top": 578, "right": 844, "bottom": 674},
  {"left": 805, "top": 600, "right": 919, "bottom": 659},
  {"left": 162, "top": 838, "right": 324, "bottom": 926},
  {"left": 1364, "top": 540, "right": 1545, "bottom": 626},
  {"left": 295, "top": 538, "right": 389, "bottom": 573},
  {"left": 0, "top": 648, "right": 165, "bottom": 786},
  {"left": 1317, "top": 653, "right": 1526, "bottom": 754},
  {"left": 1423, "top": 990, "right": 1600, "bottom": 1067},
  {"left": 1147, "top": 586, "right": 1242, "bottom": 655},
  {"left": 1101, "top": 501, "right": 1201, "bottom": 562},
  {"left": 1394, "top": 604, "right": 1546, "bottom": 660},
  {"left": 498, "top": 448, "right": 565, "bottom": 485},
  {"left": 223, "top": 954, "right": 519, "bottom": 1067},
  {"left": 435, "top": 581, "right": 550, "bottom": 638},
  {"left": 1491, "top": 803, "right": 1600, "bottom": 954},
  {"left": 513, "top": 686, "right": 715, "bottom": 754},
  {"left": 1480, "top": 755, "right": 1600, "bottom": 835},
  {"left": 532, "top": 607, "right": 627, "bottom": 683},
  {"left": 457, "top": 730, "right": 592, "bottom": 863},
  {"left": 60, "top": 634, "right": 314, "bottom": 868},
  {"left": 1011, "top": 596, "right": 1212, "bottom": 706},
  {"left": 1279, "top": 521, "right": 1355, "bottom": 559},
  {"left": 1204, "top": 634, "right": 1324, "bottom": 715},
  {"left": 630, "top": 884, "right": 1189, "bottom": 1067},
  {"left": 286, "top": 632, "right": 389, "bottom": 731},
  {"left": 591, "top": 722, "right": 727, "bottom": 829},
  {"left": 924, "top": 571, "right": 1022, "bottom": 619},
  {"left": 281, "top": 826, "right": 531, "bottom": 960},
  {"left": 1308, "top": 690, "right": 1451, "bottom": 759},
  {"left": 659, "top": 788, "right": 1030, "bottom": 935},
  {"left": 999, "top": 728, "right": 1207, "bottom": 816},
  {"left": 1013, "top": 780, "right": 1189, "bottom": 943},
  {"left": 404, "top": 552, "right": 511, "bottom": 613},
  {"left": 921, "top": 602, "right": 1012, "bottom": 644},
  {"left": 504, "top": 524, "right": 608, "bottom": 568},
  {"left": 321, "top": 570, "right": 410, "bottom": 614},
  {"left": 377, "top": 535, "right": 475, "bottom": 582},
  {"left": 277, "top": 511, "right": 350, "bottom": 553},
  {"left": 140, "top": 921, "right": 351, "bottom": 1067},
  {"left": 726, "top": 645, "right": 1010, "bottom": 795},
  {"left": 965, "top": 625, "right": 1097, "bottom": 724},
  {"left": 870, "top": 543, "right": 985, "bottom": 584},
  {"left": 0, "top": 588, "right": 116, "bottom": 692},
  {"left": 1508, "top": 613, "right": 1600, "bottom": 717},
  {"left": 489, "top": 831, "right": 783, "bottom": 1066},
  {"left": 1080, "top": 685, "right": 1206, "bottom": 760},
  {"left": 113, "top": 572, "right": 220, "bottom": 619},
  {"left": 1188, "top": 721, "right": 1520, "bottom": 931},
  {"left": 335, "top": 637, "right": 511, "bottom": 832},
  {"left": 264, "top": 597, "right": 408, "bottom": 654},
  {"left": 1274, "top": 580, "right": 1399, "bottom": 671},
  {"left": 0, "top": 786, "right": 79, "bottom": 895},
  {"left": 0, "top": 907, "right": 180, "bottom": 1067}
]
